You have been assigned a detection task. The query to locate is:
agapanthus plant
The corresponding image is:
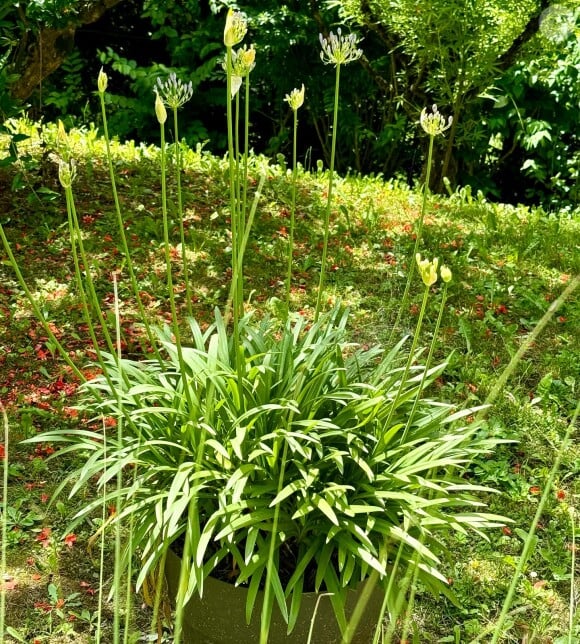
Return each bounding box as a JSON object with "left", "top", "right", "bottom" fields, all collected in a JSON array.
[{"left": 30, "top": 305, "right": 508, "bottom": 640}]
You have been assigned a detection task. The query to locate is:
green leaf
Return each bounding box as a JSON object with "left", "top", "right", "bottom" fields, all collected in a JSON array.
[
  {"left": 214, "top": 508, "right": 274, "bottom": 540},
  {"left": 245, "top": 563, "right": 265, "bottom": 625},
  {"left": 312, "top": 494, "right": 339, "bottom": 526}
]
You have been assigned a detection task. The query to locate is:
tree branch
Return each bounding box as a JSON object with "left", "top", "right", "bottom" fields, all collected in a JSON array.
[
  {"left": 9, "top": 0, "right": 127, "bottom": 101},
  {"left": 496, "top": 0, "right": 552, "bottom": 72}
]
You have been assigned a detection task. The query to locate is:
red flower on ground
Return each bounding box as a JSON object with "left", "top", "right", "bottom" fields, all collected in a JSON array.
[
  {"left": 34, "top": 601, "right": 52, "bottom": 613},
  {"left": 35, "top": 527, "right": 52, "bottom": 545},
  {"left": 64, "top": 533, "right": 77, "bottom": 548},
  {"left": 529, "top": 486, "right": 541, "bottom": 495},
  {"left": 80, "top": 580, "right": 95, "bottom": 595}
]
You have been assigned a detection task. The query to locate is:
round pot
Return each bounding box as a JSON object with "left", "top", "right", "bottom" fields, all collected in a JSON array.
[{"left": 164, "top": 549, "right": 384, "bottom": 644}]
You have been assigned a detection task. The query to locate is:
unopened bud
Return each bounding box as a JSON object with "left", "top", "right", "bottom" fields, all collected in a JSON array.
[
  {"left": 58, "top": 159, "right": 76, "bottom": 189},
  {"left": 154, "top": 91, "right": 167, "bottom": 124},
  {"left": 97, "top": 67, "right": 108, "bottom": 94},
  {"left": 224, "top": 9, "right": 247, "bottom": 48}
]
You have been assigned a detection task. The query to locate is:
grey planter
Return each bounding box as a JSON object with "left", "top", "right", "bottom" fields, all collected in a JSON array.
[{"left": 165, "top": 549, "right": 384, "bottom": 644}]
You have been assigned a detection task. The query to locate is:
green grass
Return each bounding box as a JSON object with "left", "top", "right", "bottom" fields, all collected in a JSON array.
[{"left": 0, "top": 120, "right": 579, "bottom": 642}]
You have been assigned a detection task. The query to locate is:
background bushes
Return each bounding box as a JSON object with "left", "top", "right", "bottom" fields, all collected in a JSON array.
[{"left": 2, "top": 0, "right": 579, "bottom": 210}]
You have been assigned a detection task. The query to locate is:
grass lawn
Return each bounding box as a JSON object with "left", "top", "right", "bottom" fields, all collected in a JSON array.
[{"left": 0, "top": 121, "right": 579, "bottom": 642}]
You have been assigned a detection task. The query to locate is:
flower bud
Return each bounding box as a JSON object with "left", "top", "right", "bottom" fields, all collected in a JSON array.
[
  {"left": 230, "top": 44, "right": 256, "bottom": 79},
  {"left": 58, "top": 159, "right": 76, "bottom": 189},
  {"left": 154, "top": 91, "right": 167, "bottom": 124},
  {"left": 416, "top": 253, "right": 439, "bottom": 286},
  {"left": 57, "top": 119, "right": 68, "bottom": 145},
  {"left": 238, "top": 44, "right": 256, "bottom": 72},
  {"left": 285, "top": 84, "right": 305, "bottom": 111},
  {"left": 440, "top": 265, "right": 452, "bottom": 283},
  {"left": 224, "top": 9, "right": 247, "bottom": 48},
  {"left": 97, "top": 67, "right": 108, "bottom": 94}
]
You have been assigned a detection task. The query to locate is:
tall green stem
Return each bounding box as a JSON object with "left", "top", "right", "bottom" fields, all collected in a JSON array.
[
  {"left": 569, "top": 506, "right": 577, "bottom": 642},
  {"left": 95, "top": 415, "right": 107, "bottom": 644},
  {"left": 225, "top": 46, "right": 244, "bottom": 400},
  {"left": 485, "top": 399, "right": 580, "bottom": 644},
  {"left": 389, "top": 134, "right": 435, "bottom": 343},
  {"left": 98, "top": 91, "right": 162, "bottom": 363},
  {"left": 0, "top": 402, "right": 9, "bottom": 642},
  {"left": 112, "top": 273, "right": 124, "bottom": 644},
  {"left": 286, "top": 108, "right": 298, "bottom": 309},
  {"left": 401, "top": 280, "right": 449, "bottom": 442},
  {"left": 159, "top": 120, "right": 195, "bottom": 415},
  {"left": 234, "top": 90, "right": 244, "bottom": 319},
  {"left": 65, "top": 186, "right": 116, "bottom": 358},
  {"left": 380, "top": 282, "right": 431, "bottom": 450},
  {"left": 315, "top": 62, "right": 341, "bottom": 321},
  {"left": 242, "top": 75, "right": 251, "bottom": 238},
  {"left": 172, "top": 107, "right": 194, "bottom": 322}
]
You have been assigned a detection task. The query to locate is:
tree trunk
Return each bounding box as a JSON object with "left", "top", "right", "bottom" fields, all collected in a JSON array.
[{"left": 9, "top": 0, "right": 127, "bottom": 102}]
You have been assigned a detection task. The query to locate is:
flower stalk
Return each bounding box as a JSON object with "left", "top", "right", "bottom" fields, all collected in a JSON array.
[
  {"left": 390, "top": 105, "right": 452, "bottom": 343},
  {"left": 315, "top": 30, "right": 361, "bottom": 321},
  {"left": 98, "top": 69, "right": 163, "bottom": 363},
  {"left": 285, "top": 84, "right": 304, "bottom": 309},
  {"left": 156, "top": 73, "right": 195, "bottom": 321}
]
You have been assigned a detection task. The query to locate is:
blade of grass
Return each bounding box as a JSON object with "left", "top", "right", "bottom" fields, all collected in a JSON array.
[
  {"left": 0, "top": 402, "right": 8, "bottom": 641},
  {"left": 475, "top": 398, "right": 580, "bottom": 644}
]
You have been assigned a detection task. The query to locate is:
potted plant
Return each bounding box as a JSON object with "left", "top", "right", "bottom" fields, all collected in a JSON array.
[{"left": 35, "top": 305, "right": 505, "bottom": 642}]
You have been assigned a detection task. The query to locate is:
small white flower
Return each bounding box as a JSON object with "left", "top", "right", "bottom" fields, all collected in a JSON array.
[
  {"left": 420, "top": 105, "right": 453, "bottom": 136},
  {"left": 319, "top": 28, "right": 362, "bottom": 66},
  {"left": 285, "top": 84, "right": 305, "bottom": 111},
  {"left": 155, "top": 73, "right": 194, "bottom": 110}
]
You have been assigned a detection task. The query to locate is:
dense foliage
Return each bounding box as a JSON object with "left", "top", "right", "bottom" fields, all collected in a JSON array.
[{"left": 1, "top": 0, "right": 579, "bottom": 208}]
